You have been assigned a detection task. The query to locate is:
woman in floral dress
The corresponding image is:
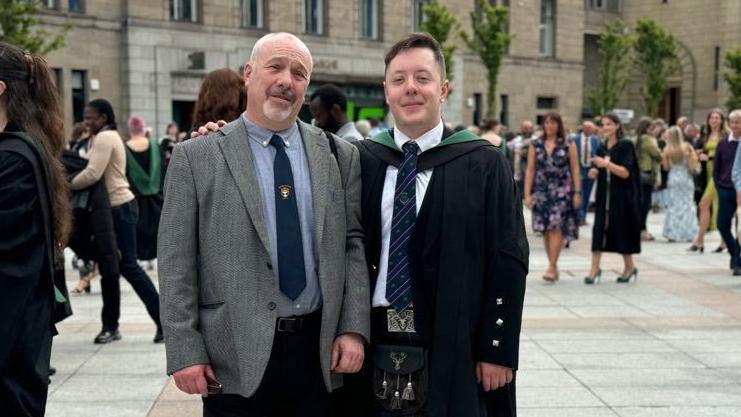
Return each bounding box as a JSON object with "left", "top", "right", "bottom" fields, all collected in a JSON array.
[{"left": 525, "top": 112, "right": 581, "bottom": 282}]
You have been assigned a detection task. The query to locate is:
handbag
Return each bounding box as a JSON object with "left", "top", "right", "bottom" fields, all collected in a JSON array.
[{"left": 372, "top": 344, "right": 428, "bottom": 415}]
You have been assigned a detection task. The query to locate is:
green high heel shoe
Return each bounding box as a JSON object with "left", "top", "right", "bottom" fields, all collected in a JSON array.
[
  {"left": 584, "top": 269, "right": 602, "bottom": 285},
  {"left": 616, "top": 267, "right": 638, "bottom": 283}
]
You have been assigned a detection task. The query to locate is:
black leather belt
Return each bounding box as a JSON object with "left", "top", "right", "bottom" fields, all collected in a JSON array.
[{"left": 276, "top": 309, "right": 321, "bottom": 333}]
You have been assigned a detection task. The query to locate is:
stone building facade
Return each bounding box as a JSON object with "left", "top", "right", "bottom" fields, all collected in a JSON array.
[{"left": 37, "top": 0, "right": 741, "bottom": 137}]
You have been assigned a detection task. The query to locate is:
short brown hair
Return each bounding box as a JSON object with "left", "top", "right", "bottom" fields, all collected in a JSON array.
[{"left": 384, "top": 33, "right": 446, "bottom": 80}]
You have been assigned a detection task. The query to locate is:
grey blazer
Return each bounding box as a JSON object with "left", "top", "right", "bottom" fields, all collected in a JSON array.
[{"left": 158, "top": 119, "right": 370, "bottom": 396}]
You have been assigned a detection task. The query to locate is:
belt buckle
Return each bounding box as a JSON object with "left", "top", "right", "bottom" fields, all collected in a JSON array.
[
  {"left": 386, "top": 308, "right": 415, "bottom": 333},
  {"left": 277, "top": 317, "right": 301, "bottom": 332}
]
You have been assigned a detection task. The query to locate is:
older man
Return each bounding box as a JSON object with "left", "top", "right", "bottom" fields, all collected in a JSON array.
[
  {"left": 158, "top": 32, "right": 369, "bottom": 417},
  {"left": 572, "top": 121, "right": 601, "bottom": 224}
]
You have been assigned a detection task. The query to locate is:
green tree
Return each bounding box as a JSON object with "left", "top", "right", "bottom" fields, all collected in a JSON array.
[
  {"left": 460, "top": 0, "right": 512, "bottom": 117},
  {"left": 724, "top": 48, "right": 741, "bottom": 111},
  {"left": 587, "top": 19, "right": 634, "bottom": 116},
  {"left": 419, "top": 0, "right": 459, "bottom": 83},
  {"left": 633, "top": 18, "right": 680, "bottom": 117},
  {"left": 0, "top": 0, "right": 71, "bottom": 55}
]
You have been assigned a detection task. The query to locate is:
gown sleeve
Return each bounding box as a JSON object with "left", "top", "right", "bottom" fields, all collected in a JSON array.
[
  {"left": 0, "top": 151, "right": 45, "bottom": 363},
  {"left": 477, "top": 149, "right": 529, "bottom": 369}
]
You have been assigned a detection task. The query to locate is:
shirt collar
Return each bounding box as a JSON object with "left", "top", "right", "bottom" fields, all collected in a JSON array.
[
  {"left": 241, "top": 113, "right": 299, "bottom": 148},
  {"left": 337, "top": 122, "right": 356, "bottom": 137},
  {"left": 730, "top": 134, "right": 741, "bottom": 142},
  {"left": 393, "top": 120, "right": 444, "bottom": 154}
]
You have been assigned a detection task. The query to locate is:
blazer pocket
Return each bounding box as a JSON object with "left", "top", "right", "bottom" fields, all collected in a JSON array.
[
  {"left": 198, "top": 300, "right": 225, "bottom": 310},
  {"left": 333, "top": 189, "right": 345, "bottom": 202}
]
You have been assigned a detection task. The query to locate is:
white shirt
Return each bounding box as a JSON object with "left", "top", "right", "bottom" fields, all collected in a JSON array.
[
  {"left": 372, "top": 120, "right": 444, "bottom": 307},
  {"left": 336, "top": 122, "right": 364, "bottom": 142}
]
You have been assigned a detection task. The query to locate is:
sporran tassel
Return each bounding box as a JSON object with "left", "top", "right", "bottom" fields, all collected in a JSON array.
[
  {"left": 390, "top": 374, "right": 402, "bottom": 409},
  {"left": 402, "top": 374, "right": 415, "bottom": 401},
  {"left": 376, "top": 371, "right": 389, "bottom": 399},
  {"left": 390, "top": 391, "right": 402, "bottom": 410}
]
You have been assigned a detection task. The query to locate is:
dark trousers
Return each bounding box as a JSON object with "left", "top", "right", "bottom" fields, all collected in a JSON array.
[
  {"left": 203, "top": 310, "right": 329, "bottom": 417},
  {"left": 101, "top": 199, "right": 161, "bottom": 331},
  {"left": 717, "top": 187, "right": 741, "bottom": 268},
  {"left": 578, "top": 171, "right": 594, "bottom": 223},
  {"left": 0, "top": 326, "right": 52, "bottom": 417},
  {"left": 640, "top": 183, "right": 654, "bottom": 231}
]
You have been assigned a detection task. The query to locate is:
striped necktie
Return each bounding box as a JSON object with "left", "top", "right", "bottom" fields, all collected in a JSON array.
[{"left": 386, "top": 141, "right": 420, "bottom": 312}]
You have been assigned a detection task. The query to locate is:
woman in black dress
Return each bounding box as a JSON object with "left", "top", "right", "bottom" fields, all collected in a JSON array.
[
  {"left": 585, "top": 113, "right": 641, "bottom": 284},
  {"left": 0, "top": 42, "right": 72, "bottom": 417}
]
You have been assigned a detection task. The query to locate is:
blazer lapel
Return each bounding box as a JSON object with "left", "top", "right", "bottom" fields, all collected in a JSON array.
[
  {"left": 298, "top": 122, "right": 330, "bottom": 247},
  {"left": 217, "top": 120, "right": 271, "bottom": 253}
]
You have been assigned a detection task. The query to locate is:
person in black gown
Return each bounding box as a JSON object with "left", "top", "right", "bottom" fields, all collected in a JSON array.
[
  {"left": 0, "top": 42, "right": 72, "bottom": 417},
  {"left": 585, "top": 113, "right": 642, "bottom": 284}
]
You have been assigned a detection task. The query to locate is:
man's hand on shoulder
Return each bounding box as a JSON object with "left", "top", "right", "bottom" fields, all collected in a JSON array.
[
  {"left": 330, "top": 333, "right": 365, "bottom": 374},
  {"left": 172, "top": 363, "right": 216, "bottom": 397},
  {"left": 476, "top": 362, "right": 513, "bottom": 392},
  {"left": 190, "top": 120, "right": 227, "bottom": 138}
]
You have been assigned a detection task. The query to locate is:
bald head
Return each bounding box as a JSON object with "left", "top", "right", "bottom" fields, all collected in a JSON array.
[
  {"left": 582, "top": 121, "right": 596, "bottom": 136},
  {"left": 521, "top": 120, "right": 534, "bottom": 136},
  {"left": 243, "top": 32, "right": 313, "bottom": 131},
  {"left": 249, "top": 32, "right": 313, "bottom": 73}
]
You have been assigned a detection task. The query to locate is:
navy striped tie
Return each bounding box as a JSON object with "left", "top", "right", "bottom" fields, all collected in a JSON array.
[
  {"left": 270, "top": 134, "right": 306, "bottom": 300},
  {"left": 386, "top": 141, "right": 420, "bottom": 312}
]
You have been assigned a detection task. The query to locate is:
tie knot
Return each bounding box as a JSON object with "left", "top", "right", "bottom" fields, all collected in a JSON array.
[
  {"left": 269, "top": 134, "right": 285, "bottom": 150},
  {"left": 402, "top": 142, "right": 419, "bottom": 154}
]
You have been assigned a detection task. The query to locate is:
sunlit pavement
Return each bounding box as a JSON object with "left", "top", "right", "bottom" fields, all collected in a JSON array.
[{"left": 46, "top": 210, "right": 741, "bottom": 417}]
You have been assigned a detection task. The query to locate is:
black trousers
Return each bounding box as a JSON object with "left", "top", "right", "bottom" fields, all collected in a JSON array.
[
  {"left": 101, "top": 199, "right": 161, "bottom": 331},
  {"left": 640, "top": 183, "right": 654, "bottom": 231},
  {"left": 717, "top": 187, "right": 741, "bottom": 268},
  {"left": 203, "top": 310, "right": 329, "bottom": 417}
]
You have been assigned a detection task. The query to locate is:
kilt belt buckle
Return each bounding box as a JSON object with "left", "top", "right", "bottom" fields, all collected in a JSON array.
[{"left": 386, "top": 308, "right": 416, "bottom": 333}]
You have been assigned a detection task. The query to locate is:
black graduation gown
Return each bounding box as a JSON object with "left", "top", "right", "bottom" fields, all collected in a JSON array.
[
  {"left": 353, "top": 129, "right": 529, "bottom": 417},
  {"left": 592, "top": 139, "right": 642, "bottom": 254},
  {"left": 0, "top": 131, "right": 56, "bottom": 417}
]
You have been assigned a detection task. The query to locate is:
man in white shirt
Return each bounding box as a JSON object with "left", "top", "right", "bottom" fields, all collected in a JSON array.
[
  {"left": 309, "top": 83, "right": 364, "bottom": 141},
  {"left": 348, "top": 33, "right": 528, "bottom": 417}
]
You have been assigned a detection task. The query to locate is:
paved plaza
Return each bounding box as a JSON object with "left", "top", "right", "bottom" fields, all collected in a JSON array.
[{"left": 46, "top": 211, "right": 741, "bottom": 417}]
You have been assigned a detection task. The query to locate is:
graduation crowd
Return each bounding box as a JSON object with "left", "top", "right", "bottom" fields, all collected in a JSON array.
[
  {"left": 514, "top": 107, "right": 741, "bottom": 285},
  {"left": 1, "top": 28, "right": 740, "bottom": 417}
]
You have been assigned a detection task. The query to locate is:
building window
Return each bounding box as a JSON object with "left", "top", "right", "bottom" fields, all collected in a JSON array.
[
  {"left": 537, "top": 96, "right": 557, "bottom": 109},
  {"left": 304, "top": 0, "right": 324, "bottom": 35},
  {"left": 52, "top": 68, "right": 63, "bottom": 94},
  {"left": 241, "top": 0, "right": 263, "bottom": 28},
  {"left": 500, "top": 94, "right": 509, "bottom": 127},
  {"left": 714, "top": 46, "right": 720, "bottom": 91},
  {"left": 71, "top": 70, "right": 86, "bottom": 123},
  {"left": 171, "top": 0, "right": 198, "bottom": 23},
  {"left": 44, "top": 0, "right": 57, "bottom": 9},
  {"left": 586, "top": 0, "right": 620, "bottom": 12},
  {"left": 68, "top": 0, "right": 83, "bottom": 13},
  {"left": 539, "top": 0, "right": 555, "bottom": 57},
  {"left": 360, "top": 0, "right": 380, "bottom": 40},
  {"left": 412, "top": 0, "right": 428, "bottom": 31}
]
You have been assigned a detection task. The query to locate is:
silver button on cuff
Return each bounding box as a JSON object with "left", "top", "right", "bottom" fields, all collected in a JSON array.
[
  {"left": 496, "top": 298, "right": 503, "bottom": 305},
  {"left": 492, "top": 340, "right": 500, "bottom": 347},
  {"left": 496, "top": 318, "right": 504, "bottom": 326}
]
